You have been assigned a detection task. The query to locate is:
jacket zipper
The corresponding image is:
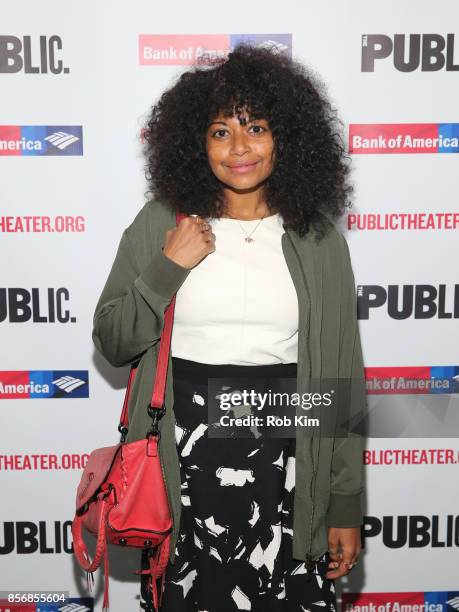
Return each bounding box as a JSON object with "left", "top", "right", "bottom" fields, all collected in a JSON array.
[{"left": 285, "top": 230, "right": 317, "bottom": 572}]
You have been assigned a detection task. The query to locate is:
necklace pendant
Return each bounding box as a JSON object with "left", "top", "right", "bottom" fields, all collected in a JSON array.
[{"left": 245, "top": 237, "right": 255, "bottom": 243}]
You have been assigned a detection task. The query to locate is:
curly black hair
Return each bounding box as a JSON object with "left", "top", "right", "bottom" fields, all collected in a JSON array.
[{"left": 143, "top": 41, "right": 353, "bottom": 240}]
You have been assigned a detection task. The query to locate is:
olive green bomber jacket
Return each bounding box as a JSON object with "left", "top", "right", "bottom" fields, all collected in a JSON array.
[{"left": 92, "top": 198, "right": 367, "bottom": 566}]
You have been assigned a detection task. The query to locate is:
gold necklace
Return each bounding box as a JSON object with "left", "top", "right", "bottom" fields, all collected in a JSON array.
[{"left": 223, "top": 211, "right": 269, "bottom": 243}]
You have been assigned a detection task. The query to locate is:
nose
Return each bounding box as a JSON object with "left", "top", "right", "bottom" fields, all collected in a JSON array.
[{"left": 230, "top": 128, "right": 250, "bottom": 156}]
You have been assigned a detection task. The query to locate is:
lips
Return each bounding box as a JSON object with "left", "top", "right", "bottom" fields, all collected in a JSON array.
[
  {"left": 225, "top": 161, "right": 260, "bottom": 173},
  {"left": 227, "top": 161, "right": 258, "bottom": 168}
]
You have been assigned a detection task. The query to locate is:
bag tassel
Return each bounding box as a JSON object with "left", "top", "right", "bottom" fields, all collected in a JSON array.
[
  {"left": 135, "top": 554, "right": 160, "bottom": 612},
  {"left": 86, "top": 570, "right": 95, "bottom": 592},
  {"left": 134, "top": 536, "right": 171, "bottom": 612}
]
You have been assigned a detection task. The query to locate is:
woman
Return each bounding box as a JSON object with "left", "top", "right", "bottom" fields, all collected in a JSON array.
[{"left": 92, "top": 43, "right": 366, "bottom": 612}]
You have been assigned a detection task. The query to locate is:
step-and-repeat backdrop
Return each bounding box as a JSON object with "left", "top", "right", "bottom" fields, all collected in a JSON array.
[{"left": 1, "top": 1, "right": 458, "bottom": 610}]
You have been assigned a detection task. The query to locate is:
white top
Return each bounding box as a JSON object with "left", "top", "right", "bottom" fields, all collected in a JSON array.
[{"left": 170, "top": 212, "right": 299, "bottom": 365}]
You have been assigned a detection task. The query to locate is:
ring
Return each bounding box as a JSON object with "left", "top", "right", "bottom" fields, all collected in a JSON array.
[
  {"left": 346, "top": 561, "right": 358, "bottom": 570},
  {"left": 190, "top": 214, "right": 207, "bottom": 229}
]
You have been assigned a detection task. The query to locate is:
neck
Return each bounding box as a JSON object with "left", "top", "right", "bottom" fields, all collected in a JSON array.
[{"left": 220, "top": 187, "right": 276, "bottom": 220}]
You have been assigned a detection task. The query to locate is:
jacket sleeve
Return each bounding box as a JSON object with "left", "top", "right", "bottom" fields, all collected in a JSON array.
[
  {"left": 92, "top": 221, "right": 191, "bottom": 367},
  {"left": 327, "top": 232, "right": 366, "bottom": 528}
]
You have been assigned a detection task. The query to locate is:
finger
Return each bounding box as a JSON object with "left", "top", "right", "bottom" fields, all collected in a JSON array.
[
  {"left": 327, "top": 544, "right": 339, "bottom": 554},
  {"left": 325, "top": 547, "right": 356, "bottom": 580},
  {"left": 327, "top": 545, "right": 340, "bottom": 555},
  {"left": 325, "top": 561, "right": 349, "bottom": 580},
  {"left": 188, "top": 214, "right": 202, "bottom": 227},
  {"left": 200, "top": 222, "right": 212, "bottom": 234},
  {"left": 328, "top": 552, "right": 342, "bottom": 567},
  {"left": 327, "top": 560, "right": 340, "bottom": 570},
  {"left": 327, "top": 546, "right": 342, "bottom": 564},
  {"left": 338, "top": 549, "right": 357, "bottom": 576},
  {"left": 343, "top": 553, "right": 359, "bottom": 570},
  {"left": 327, "top": 536, "right": 339, "bottom": 556},
  {"left": 341, "top": 546, "right": 356, "bottom": 568}
]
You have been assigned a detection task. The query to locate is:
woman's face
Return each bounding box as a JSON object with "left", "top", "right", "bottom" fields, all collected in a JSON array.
[{"left": 205, "top": 109, "right": 276, "bottom": 192}]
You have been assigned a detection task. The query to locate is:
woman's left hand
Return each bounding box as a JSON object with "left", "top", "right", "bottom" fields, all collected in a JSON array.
[{"left": 325, "top": 527, "right": 361, "bottom": 580}]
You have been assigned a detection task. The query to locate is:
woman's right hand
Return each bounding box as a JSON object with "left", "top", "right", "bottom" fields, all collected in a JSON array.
[{"left": 163, "top": 215, "right": 216, "bottom": 270}]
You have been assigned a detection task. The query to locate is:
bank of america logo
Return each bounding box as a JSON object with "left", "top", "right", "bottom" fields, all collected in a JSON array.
[
  {"left": 447, "top": 596, "right": 459, "bottom": 610},
  {"left": 0, "top": 370, "right": 89, "bottom": 399},
  {"left": 37, "top": 598, "right": 93, "bottom": 611},
  {"left": 45, "top": 131, "right": 80, "bottom": 150},
  {"left": 53, "top": 375, "right": 86, "bottom": 393},
  {"left": 58, "top": 603, "right": 91, "bottom": 612},
  {"left": 0, "top": 125, "right": 83, "bottom": 156},
  {"left": 258, "top": 40, "right": 289, "bottom": 53},
  {"left": 139, "top": 34, "right": 292, "bottom": 66}
]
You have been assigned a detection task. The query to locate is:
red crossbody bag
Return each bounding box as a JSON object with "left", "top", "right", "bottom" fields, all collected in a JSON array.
[{"left": 71, "top": 210, "right": 187, "bottom": 611}]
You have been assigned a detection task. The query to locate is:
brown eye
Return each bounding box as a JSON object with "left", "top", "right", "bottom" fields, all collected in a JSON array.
[
  {"left": 249, "top": 125, "right": 267, "bottom": 134},
  {"left": 212, "top": 129, "right": 228, "bottom": 138}
]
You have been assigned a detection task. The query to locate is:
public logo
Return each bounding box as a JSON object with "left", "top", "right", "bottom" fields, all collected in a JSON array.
[
  {"left": 362, "top": 514, "right": 459, "bottom": 549},
  {"left": 349, "top": 124, "right": 459, "bottom": 154},
  {"left": 363, "top": 448, "right": 459, "bottom": 466},
  {"left": 0, "top": 126, "right": 83, "bottom": 156},
  {"left": 139, "top": 34, "right": 292, "bottom": 65},
  {"left": 0, "top": 215, "right": 86, "bottom": 233},
  {"left": 0, "top": 35, "right": 69, "bottom": 74},
  {"left": 0, "top": 287, "right": 76, "bottom": 323},
  {"left": 346, "top": 212, "right": 459, "bottom": 231},
  {"left": 0, "top": 371, "right": 89, "bottom": 399},
  {"left": 0, "top": 453, "right": 90, "bottom": 471},
  {"left": 0, "top": 520, "right": 74, "bottom": 554},
  {"left": 361, "top": 33, "right": 459, "bottom": 72},
  {"left": 357, "top": 284, "right": 459, "bottom": 320}
]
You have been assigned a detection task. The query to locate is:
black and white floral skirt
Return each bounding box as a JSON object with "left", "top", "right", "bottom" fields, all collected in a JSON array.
[{"left": 140, "top": 357, "right": 337, "bottom": 612}]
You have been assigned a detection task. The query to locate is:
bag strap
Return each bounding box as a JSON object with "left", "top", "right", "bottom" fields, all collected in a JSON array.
[
  {"left": 71, "top": 492, "right": 111, "bottom": 573},
  {"left": 71, "top": 489, "right": 116, "bottom": 611},
  {"left": 118, "top": 209, "right": 189, "bottom": 436}
]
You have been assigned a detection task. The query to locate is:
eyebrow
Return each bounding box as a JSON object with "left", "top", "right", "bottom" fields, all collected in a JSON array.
[{"left": 207, "top": 119, "right": 263, "bottom": 128}]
